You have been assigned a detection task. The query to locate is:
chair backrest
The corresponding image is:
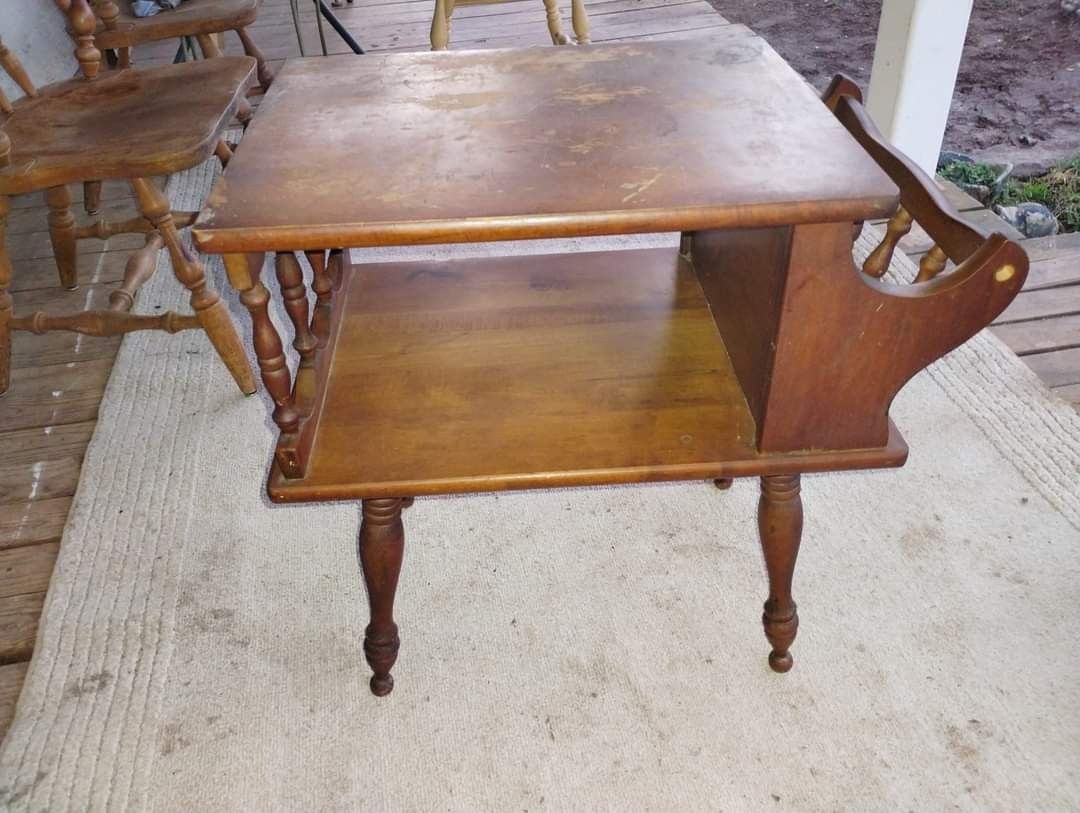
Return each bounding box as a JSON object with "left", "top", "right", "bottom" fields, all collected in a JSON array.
[
  {"left": 53, "top": 0, "right": 106, "bottom": 80},
  {"left": 0, "top": 1, "right": 106, "bottom": 167}
]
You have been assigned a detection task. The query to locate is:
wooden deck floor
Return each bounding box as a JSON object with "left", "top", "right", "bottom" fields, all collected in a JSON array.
[{"left": 1, "top": 0, "right": 1078, "bottom": 737}]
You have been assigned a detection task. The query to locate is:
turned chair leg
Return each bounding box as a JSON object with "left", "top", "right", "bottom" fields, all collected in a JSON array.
[
  {"left": 431, "top": 0, "right": 450, "bottom": 50},
  {"left": 130, "top": 178, "right": 256, "bottom": 395},
  {"left": 235, "top": 27, "right": 274, "bottom": 90},
  {"left": 45, "top": 186, "right": 78, "bottom": 290},
  {"left": 83, "top": 180, "right": 102, "bottom": 216},
  {"left": 570, "top": 0, "right": 589, "bottom": 44},
  {"left": 758, "top": 474, "right": 802, "bottom": 673},
  {"left": 359, "top": 498, "right": 405, "bottom": 696},
  {"left": 0, "top": 196, "right": 12, "bottom": 395},
  {"left": 542, "top": 0, "right": 571, "bottom": 45}
]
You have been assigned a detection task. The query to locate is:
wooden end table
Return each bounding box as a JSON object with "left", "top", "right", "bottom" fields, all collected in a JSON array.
[{"left": 193, "top": 32, "right": 1028, "bottom": 696}]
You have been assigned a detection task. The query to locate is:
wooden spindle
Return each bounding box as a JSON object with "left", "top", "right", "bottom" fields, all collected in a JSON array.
[
  {"left": 915, "top": 244, "right": 949, "bottom": 283},
  {"left": 214, "top": 139, "right": 234, "bottom": 168},
  {"left": 275, "top": 252, "right": 318, "bottom": 366},
  {"left": 0, "top": 131, "right": 10, "bottom": 168},
  {"left": 224, "top": 253, "right": 299, "bottom": 433},
  {"left": 304, "top": 249, "right": 333, "bottom": 341},
  {"left": 327, "top": 248, "right": 345, "bottom": 289},
  {"left": 45, "top": 186, "right": 79, "bottom": 290},
  {"left": 109, "top": 232, "right": 163, "bottom": 311},
  {"left": 235, "top": 27, "right": 274, "bottom": 89},
  {"left": 95, "top": 0, "right": 120, "bottom": 30},
  {"left": 83, "top": 180, "right": 102, "bottom": 216},
  {"left": 12, "top": 309, "right": 198, "bottom": 336},
  {"left": 195, "top": 33, "right": 224, "bottom": 59},
  {"left": 758, "top": 474, "right": 802, "bottom": 673},
  {"left": 862, "top": 206, "right": 913, "bottom": 278},
  {"left": 76, "top": 211, "right": 194, "bottom": 240},
  {"left": 0, "top": 39, "right": 37, "bottom": 98},
  {"left": 236, "top": 96, "right": 253, "bottom": 126},
  {"left": 63, "top": 0, "right": 103, "bottom": 80}
]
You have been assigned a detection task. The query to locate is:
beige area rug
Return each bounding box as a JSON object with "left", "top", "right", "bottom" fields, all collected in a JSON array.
[{"left": 1, "top": 157, "right": 1079, "bottom": 812}]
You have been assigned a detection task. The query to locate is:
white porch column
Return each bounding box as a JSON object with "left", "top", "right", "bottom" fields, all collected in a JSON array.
[{"left": 866, "top": 0, "right": 974, "bottom": 174}]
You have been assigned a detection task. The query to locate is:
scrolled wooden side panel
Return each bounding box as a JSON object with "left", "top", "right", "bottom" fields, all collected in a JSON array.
[{"left": 758, "top": 222, "right": 1028, "bottom": 453}]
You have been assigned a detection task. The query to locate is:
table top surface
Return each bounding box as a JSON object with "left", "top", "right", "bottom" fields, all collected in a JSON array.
[
  {"left": 194, "top": 30, "right": 898, "bottom": 253},
  {"left": 268, "top": 247, "right": 906, "bottom": 501}
]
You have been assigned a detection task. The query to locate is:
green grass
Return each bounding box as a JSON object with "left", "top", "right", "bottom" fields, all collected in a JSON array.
[{"left": 939, "top": 161, "right": 1000, "bottom": 187}]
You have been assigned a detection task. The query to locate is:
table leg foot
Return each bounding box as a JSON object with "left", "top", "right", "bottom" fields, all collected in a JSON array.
[
  {"left": 758, "top": 474, "right": 802, "bottom": 673},
  {"left": 360, "top": 498, "right": 405, "bottom": 696},
  {"left": 713, "top": 477, "right": 733, "bottom": 490}
]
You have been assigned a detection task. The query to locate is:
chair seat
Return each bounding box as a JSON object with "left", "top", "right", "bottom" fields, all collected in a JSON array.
[
  {"left": 0, "top": 57, "right": 255, "bottom": 196},
  {"left": 92, "top": 0, "right": 260, "bottom": 49}
]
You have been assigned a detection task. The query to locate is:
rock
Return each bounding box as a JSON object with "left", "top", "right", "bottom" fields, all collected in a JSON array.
[
  {"left": 993, "top": 203, "right": 1060, "bottom": 238},
  {"left": 1063, "top": 0, "right": 1080, "bottom": 16},
  {"left": 1018, "top": 134, "right": 1039, "bottom": 147}
]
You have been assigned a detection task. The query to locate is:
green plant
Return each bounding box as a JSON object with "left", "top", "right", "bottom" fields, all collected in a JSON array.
[
  {"left": 939, "top": 161, "right": 999, "bottom": 187},
  {"left": 999, "top": 155, "right": 1080, "bottom": 233}
]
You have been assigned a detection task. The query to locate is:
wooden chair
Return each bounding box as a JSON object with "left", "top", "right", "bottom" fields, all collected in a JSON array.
[
  {"left": 74, "top": 0, "right": 273, "bottom": 219},
  {"left": 85, "top": 0, "right": 274, "bottom": 90},
  {"left": 0, "top": 0, "right": 258, "bottom": 396},
  {"left": 430, "top": 0, "right": 589, "bottom": 49}
]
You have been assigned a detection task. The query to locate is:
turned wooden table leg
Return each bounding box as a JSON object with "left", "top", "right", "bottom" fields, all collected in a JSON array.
[
  {"left": 758, "top": 474, "right": 802, "bottom": 673},
  {"left": 359, "top": 498, "right": 405, "bottom": 696},
  {"left": 45, "top": 185, "right": 78, "bottom": 290}
]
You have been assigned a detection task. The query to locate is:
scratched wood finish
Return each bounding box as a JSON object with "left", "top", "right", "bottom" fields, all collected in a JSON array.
[
  {"left": 0, "top": 57, "right": 256, "bottom": 195},
  {"left": 193, "top": 35, "right": 898, "bottom": 253},
  {"left": 200, "top": 55, "right": 1027, "bottom": 693},
  {"left": 3, "top": 0, "right": 1059, "bottom": 719},
  {"left": 266, "top": 248, "right": 911, "bottom": 503}
]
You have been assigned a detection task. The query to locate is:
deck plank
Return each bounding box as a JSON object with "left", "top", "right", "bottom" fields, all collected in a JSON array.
[
  {"left": 992, "top": 314, "right": 1080, "bottom": 356},
  {"left": 0, "top": 661, "right": 29, "bottom": 735},
  {"left": 0, "top": 592, "right": 45, "bottom": 666},
  {"left": 0, "top": 544, "right": 60, "bottom": 599}
]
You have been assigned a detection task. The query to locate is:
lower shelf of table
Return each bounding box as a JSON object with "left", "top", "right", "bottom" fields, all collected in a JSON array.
[{"left": 268, "top": 246, "right": 907, "bottom": 502}]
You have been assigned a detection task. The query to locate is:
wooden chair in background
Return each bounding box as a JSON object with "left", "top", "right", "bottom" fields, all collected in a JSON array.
[
  {"left": 86, "top": 0, "right": 273, "bottom": 88},
  {"left": 430, "top": 0, "right": 589, "bottom": 49},
  {"left": 74, "top": 0, "right": 273, "bottom": 220},
  {"left": 0, "top": 0, "right": 258, "bottom": 396}
]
